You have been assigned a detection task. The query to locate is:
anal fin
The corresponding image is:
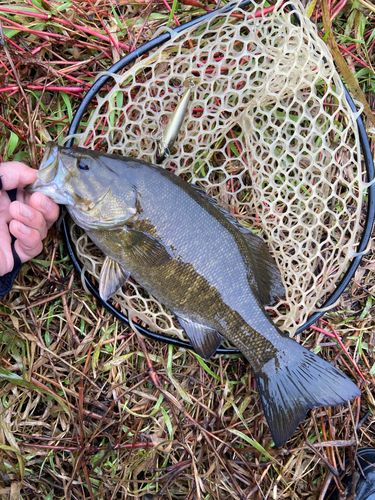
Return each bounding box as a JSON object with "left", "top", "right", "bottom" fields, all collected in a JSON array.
[
  {"left": 177, "top": 316, "right": 222, "bottom": 360},
  {"left": 99, "top": 256, "right": 130, "bottom": 301}
]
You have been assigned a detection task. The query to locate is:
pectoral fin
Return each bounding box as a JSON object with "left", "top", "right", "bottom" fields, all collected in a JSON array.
[
  {"left": 99, "top": 256, "right": 130, "bottom": 301},
  {"left": 177, "top": 316, "right": 222, "bottom": 360},
  {"left": 126, "top": 229, "right": 173, "bottom": 267}
]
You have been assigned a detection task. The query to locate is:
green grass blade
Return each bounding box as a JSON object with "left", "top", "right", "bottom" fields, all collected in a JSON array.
[
  {"left": 5, "top": 131, "right": 19, "bottom": 161},
  {"left": 228, "top": 428, "right": 277, "bottom": 463}
]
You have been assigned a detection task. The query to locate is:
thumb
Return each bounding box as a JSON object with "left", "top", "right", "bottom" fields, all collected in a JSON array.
[{"left": 0, "top": 162, "right": 37, "bottom": 191}]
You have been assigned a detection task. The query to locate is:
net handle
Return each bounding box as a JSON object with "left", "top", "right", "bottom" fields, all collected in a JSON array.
[{"left": 63, "top": 2, "right": 375, "bottom": 350}]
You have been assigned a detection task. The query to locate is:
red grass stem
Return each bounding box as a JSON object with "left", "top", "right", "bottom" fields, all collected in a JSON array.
[
  {"left": 0, "top": 85, "right": 86, "bottom": 93},
  {"left": 3, "top": 34, "right": 26, "bottom": 52},
  {"left": 316, "top": 320, "right": 366, "bottom": 381},
  {"left": 26, "top": 0, "right": 48, "bottom": 14},
  {"left": 58, "top": 18, "right": 130, "bottom": 50},
  {"left": 337, "top": 43, "right": 369, "bottom": 69},
  {"left": 86, "top": 1, "right": 121, "bottom": 53},
  {"left": 0, "top": 9, "right": 130, "bottom": 50},
  {"left": 0, "top": 16, "right": 65, "bottom": 38},
  {"left": 161, "top": 0, "right": 181, "bottom": 26},
  {"left": 330, "top": 0, "right": 347, "bottom": 20},
  {"left": 0, "top": 7, "right": 51, "bottom": 19}
]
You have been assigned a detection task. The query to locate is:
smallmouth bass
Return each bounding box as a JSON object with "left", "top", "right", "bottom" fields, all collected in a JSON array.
[{"left": 28, "top": 142, "right": 360, "bottom": 446}]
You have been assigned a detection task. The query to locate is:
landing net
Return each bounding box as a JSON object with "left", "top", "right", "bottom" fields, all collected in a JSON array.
[{"left": 69, "top": 0, "right": 366, "bottom": 338}]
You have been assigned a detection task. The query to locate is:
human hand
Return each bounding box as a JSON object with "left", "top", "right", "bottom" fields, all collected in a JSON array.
[{"left": 0, "top": 162, "right": 60, "bottom": 277}]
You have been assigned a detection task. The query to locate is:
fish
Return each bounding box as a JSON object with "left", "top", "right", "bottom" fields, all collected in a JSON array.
[
  {"left": 155, "top": 79, "right": 197, "bottom": 164},
  {"left": 27, "top": 142, "right": 360, "bottom": 447}
]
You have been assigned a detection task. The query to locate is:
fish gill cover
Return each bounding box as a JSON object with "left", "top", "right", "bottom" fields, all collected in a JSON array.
[{"left": 68, "top": 0, "right": 366, "bottom": 342}]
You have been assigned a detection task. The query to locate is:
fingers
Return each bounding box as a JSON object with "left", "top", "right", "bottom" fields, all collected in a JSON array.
[
  {"left": 11, "top": 194, "right": 60, "bottom": 235},
  {"left": 9, "top": 193, "right": 59, "bottom": 249},
  {"left": 9, "top": 200, "right": 48, "bottom": 240},
  {"left": 9, "top": 219, "right": 44, "bottom": 263},
  {"left": 8, "top": 200, "right": 47, "bottom": 264},
  {"left": 0, "top": 191, "right": 13, "bottom": 275},
  {"left": 0, "top": 162, "right": 37, "bottom": 191},
  {"left": 0, "top": 162, "right": 60, "bottom": 275},
  {"left": 28, "top": 192, "right": 60, "bottom": 229},
  {"left": 0, "top": 232, "right": 13, "bottom": 275},
  {"left": 8, "top": 194, "right": 59, "bottom": 264}
]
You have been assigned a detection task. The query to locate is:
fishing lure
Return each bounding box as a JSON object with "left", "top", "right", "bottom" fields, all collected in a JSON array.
[{"left": 155, "top": 78, "right": 197, "bottom": 164}]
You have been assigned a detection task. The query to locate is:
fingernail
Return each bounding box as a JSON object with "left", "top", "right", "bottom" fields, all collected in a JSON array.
[
  {"left": 18, "top": 221, "right": 31, "bottom": 234},
  {"left": 40, "top": 195, "right": 51, "bottom": 211},
  {"left": 20, "top": 203, "right": 32, "bottom": 218}
]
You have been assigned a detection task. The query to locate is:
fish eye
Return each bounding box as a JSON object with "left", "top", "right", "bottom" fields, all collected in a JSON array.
[{"left": 78, "top": 161, "right": 90, "bottom": 171}]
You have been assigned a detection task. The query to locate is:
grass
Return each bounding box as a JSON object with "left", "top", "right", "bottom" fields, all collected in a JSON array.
[{"left": 0, "top": 0, "right": 375, "bottom": 499}]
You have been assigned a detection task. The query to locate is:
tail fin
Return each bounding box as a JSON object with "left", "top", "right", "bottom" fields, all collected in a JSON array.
[{"left": 253, "top": 340, "right": 360, "bottom": 447}]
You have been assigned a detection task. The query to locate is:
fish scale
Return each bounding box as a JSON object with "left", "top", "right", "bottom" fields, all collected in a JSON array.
[{"left": 27, "top": 142, "right": 360, "bottom": 447}]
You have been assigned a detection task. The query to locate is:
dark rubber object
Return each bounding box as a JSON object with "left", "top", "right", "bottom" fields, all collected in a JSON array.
[
  {"left": 325, "top": 448, "right": 375, "bottom": 500},
  {"left": 0, "top": 189, "right": 22, "bottom": 297}
]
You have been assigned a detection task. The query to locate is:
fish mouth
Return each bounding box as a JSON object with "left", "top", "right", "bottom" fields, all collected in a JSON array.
[
  {"left": 38, "top": 142, "right": 60, "bottom": 183},
  {"left": 25, "top": 142, "right": 70, "bottom": 205},
  {"left": 26, "top": 142, "right": 60, "bottom": 194}
]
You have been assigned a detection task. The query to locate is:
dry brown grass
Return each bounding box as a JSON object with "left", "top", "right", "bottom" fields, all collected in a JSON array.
[{"left": 0, "top": 0, "right": 375, "bottom": 499}]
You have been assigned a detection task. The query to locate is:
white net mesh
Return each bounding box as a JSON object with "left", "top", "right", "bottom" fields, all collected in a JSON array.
[{"left": 69, "top": 0, "right": 366, "bottom": 338}]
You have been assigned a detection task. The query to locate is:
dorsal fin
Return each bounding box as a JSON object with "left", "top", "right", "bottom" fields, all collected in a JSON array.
[{"left": 241, "top": 231, "right": 285, "bottom": 305}]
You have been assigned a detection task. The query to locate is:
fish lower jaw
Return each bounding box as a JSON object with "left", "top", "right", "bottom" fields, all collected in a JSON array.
[{"left": 26, "top": 181, "right": 69, "bottom": 205}]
